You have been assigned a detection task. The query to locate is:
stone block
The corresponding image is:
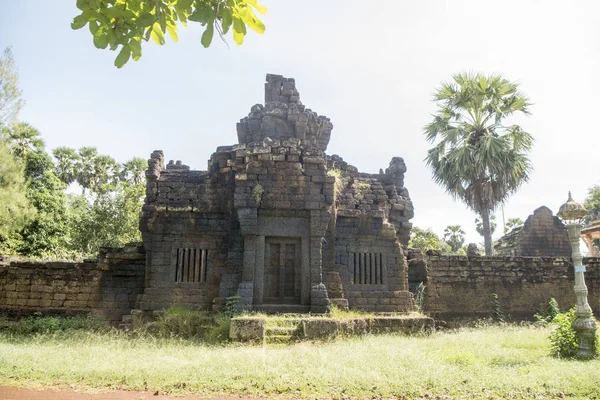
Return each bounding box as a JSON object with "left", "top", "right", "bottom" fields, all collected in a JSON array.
[
  {"left": 229, "top": 317, "right": 265, "bottom": 343},
  {"left": 370, "top": 317, "right": 435, "bottom": 334},
  {"left": 301, "top": 319, "right": 339, "bottom": 340},
  {"left": 339, "top": 318, "right": 370, "bottom": 336}
]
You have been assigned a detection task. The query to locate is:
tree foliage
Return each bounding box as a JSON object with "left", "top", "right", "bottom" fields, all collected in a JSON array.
[
  {"left": 584, "top": 185, "right": 600, "bottom": 253},
  {"left": 72, "top": 0, "right": 267, "bottom": 68},
  {"left": 0, "top": 48, "right": 24, "bottom": 127},
  {"left": 16, "top": 151, "right": 71, "bottom": 257},
  {"left": 2, "top": 122, "right": 45, "bottom": 158},
  {"left": 443, "top": 225, "right": 465, "bottom": 253},
  {"left": 0, "top": 139, "right": 34, "bottom": 241},
  {"left": 69, "top": 181, "right": 144, "bottom": 255},
  {"left": 424, "top": 72, "right": 534, "bottom": 256},
  {"left": 506, "top": 217, "right": 524, "bottom": 231},
  {"left": 409, "top": 226, "right": 450, "bottom": 253},
  {"left": 584, "top": 185, "right": 600, "bottom": 222}
]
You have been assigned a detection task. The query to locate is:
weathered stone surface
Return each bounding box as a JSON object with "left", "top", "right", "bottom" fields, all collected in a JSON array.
[
  {"left": 339, "top": 318, "right": 370, "bottom": 336},
  {"left": 229, "top": 317, "right": 265, "bottom": 342},
  {"left": 370, "top": 316, "right": 435, "bottom": 334},
  {"left": 415, "top": 255, "right": 600, "bottom": 320},
  {"left": 301, "top": 319, "right": 339, "bottom": 340},
  {"left": 495, "top": 206, "right": 570, "bottom": 257}
]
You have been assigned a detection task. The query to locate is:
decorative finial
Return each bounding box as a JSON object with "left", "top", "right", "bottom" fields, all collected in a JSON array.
[{"left": 558, "top": 191, "right": 587, "bottom": 221}]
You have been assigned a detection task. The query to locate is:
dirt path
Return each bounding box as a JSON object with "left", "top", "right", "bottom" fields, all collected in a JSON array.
[{"left": 0, "top": 386, "right": 261, "bottom": 400}]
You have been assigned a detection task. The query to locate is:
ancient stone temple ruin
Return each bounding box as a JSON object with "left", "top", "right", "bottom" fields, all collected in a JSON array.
[
  {"left": 494, "top": 206, "right": 571, "bottom": 257},
  {"left": 138, "top": 74, "right": 415, "bottom": 313}
]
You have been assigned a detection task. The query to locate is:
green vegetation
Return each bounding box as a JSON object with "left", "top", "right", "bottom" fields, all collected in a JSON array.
[
  {"left": 1, "top": 323, "right": 600, "bottom": 398},
  {"left": 0, "top": 314, "right": 109, "bottom": 336},
  {"left": 327, "top": 168, "right": 348, "bottom": 206},
  {"left": 506, "top": 217, "right": 525, "bottom": 231},
  {"left": 489, "top": 293, "right": 505, "bottom": 323},
  {"left": 424, "top": 72, "right": 534, "bottom": 256},
  {"left": 443, "top": 224, "right": 465, "bottom": 253},
  {"left": 0, "top": 132, "right": 146, "bottom": 258},
  {"left": 584, "top": 184, "right": 600, "bottom": 253},
  {"left": 535, "top": 297, "right": 560, "bottom": 326},
  {"left": 409, "top": 226, "right": 451, "bottom": 253},
  {"left": 549, "top": 308, "right": 599, "bottom": 359},
  {"left": 72, "top": 0, "right": 267, "bottom": 68}
]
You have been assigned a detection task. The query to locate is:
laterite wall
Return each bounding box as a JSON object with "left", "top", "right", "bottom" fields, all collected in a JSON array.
[{"left": 0, "top": 244, "right": 145, "bottom": 322}]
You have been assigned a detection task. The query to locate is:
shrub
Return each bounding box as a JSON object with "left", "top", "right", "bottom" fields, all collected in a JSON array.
[
  {"left": 534, "top": 298, "right": 560, "bottom": 325},
  {"left": 549, "top": 308, "right": 579, "bottom": 358},
  {"left": 549, "top": 307, "right": 599, "bottom": 358}
]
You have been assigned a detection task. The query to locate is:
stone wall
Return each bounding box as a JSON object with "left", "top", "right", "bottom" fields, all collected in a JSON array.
[
  {"left": 409, "top": 252, "right": 600, "bottom": 320},
  {"left": 0, "top": 244, "right": 145, "bottom": 322}
]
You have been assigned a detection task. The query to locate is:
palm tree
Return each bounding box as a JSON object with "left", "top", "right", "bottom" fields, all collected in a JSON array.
[
  {"left": 52, "top": 147, "right": 80, "bottom": 186},
  {"left": 90, "top": 154, "right": 119, "bottom": 193},
  {"left": 2, "top": 122, "right": 44, "bottom": 158},
  {"left": 120, "top": 157, "right": 147, "bottom": 185},
  {"left": 76, "top": 146, "right": 98, "bottom": 194},
  {"left": 424, "top": 72, "right": 534, "bottom": 255},
  {"left": 443, "top": 225, "right": 465, "bottom": 253}
]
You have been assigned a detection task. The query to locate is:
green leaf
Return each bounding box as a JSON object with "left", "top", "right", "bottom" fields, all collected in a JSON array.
[
  {"left": 220, "top": 8, "right": 232, "bottom": 34},
  {"left": 201, "top": 22, "right": 214, "bottom": 48},
  {"left": 71, "top": 14, "right": 89, "bottom": 30},
  {"left": 129, "top": 38, "right": 142, "bottom": 58},
  {"left": 114, "top": 45, "right": 131, "bottom": 68},
  {"left": 174, "top": 7, "right": 188, "bottom": 25},
  {"left": 107, "top": 29, "right": 118, "bottom": 50},
  {"left": 150, "top": 23, "right": 165, "bottom": 45},
  {"left": 136, "top": 13, "right": 156, "bottom": 28},
  {"left": 188, "top": 3, "right": 213, "bottom": 23},
  {"left": 241, "top": 10, "right": 265, "bottom": 34},
  {"left": 93, "top": 33, "right": 109, "bottom": 49},
  {"left": 232, "top": 16, "right": 246, "bottom": 35},
  {"left": 166, "top": 23, "right": 179, "bottom": 42},
  {"left": 246, "top": 0, "right": 268, "bottom": 15},
  {"left": 176, "top": 0, "right": 194, "bottom": 10},
  {"left": 159, "top": 8, "right": 167, "bottom": 32},
  {"left": 88, "top": 20, "right": 99, "bottom": 35}
]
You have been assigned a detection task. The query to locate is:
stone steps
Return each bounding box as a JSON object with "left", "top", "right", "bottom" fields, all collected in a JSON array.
[{"left": 264, "top": 318, "right": 301, "bottom": 344}]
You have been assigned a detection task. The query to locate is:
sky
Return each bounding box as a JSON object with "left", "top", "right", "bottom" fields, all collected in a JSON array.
[{"left": 1, "top": 0, "right": 599, "bottom": 246}]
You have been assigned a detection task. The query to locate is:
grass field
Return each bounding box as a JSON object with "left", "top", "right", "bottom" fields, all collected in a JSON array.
[{"left": 1, "top": 322, "right": 599, "bottom": 399}]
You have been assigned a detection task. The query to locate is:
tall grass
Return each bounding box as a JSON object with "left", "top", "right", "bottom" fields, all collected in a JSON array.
[{"left": 1, "top": 324, "right": 599, "bottom": 398}]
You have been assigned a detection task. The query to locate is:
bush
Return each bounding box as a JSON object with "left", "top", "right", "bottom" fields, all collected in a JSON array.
[
  {"left": 534, "top": 298, "right": 560, "bottom": 326},
  {"left": 549, "top": 308, "right": 579, "bottom": 358},
  {"left": 549, "top": 307, "right": 599, "bottom": 358}
]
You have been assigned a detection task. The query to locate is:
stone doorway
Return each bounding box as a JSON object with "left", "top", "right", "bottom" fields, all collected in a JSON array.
[{"left": 264, "top": 237, "right": 301, "bottom": 304}]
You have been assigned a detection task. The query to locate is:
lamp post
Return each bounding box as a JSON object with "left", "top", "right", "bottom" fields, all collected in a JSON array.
[{"left": 557, "top": 192, "right": 597, "bottom": 359}]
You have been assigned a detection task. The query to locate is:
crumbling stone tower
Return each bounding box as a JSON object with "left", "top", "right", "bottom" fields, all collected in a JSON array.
[{"left": 138, "top": 74, "right": 414, "bottom": 313}]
